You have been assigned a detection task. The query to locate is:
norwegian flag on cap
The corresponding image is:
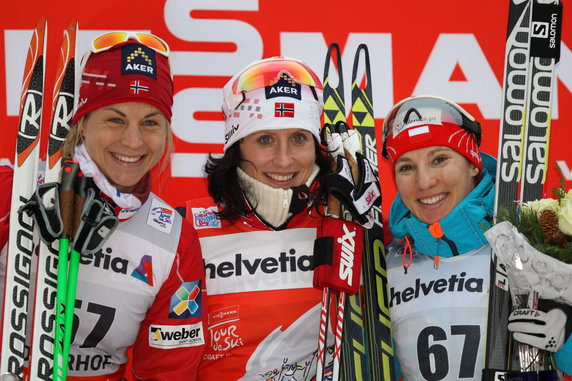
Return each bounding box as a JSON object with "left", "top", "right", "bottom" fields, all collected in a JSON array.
[
  {"left": 275, "top": 102, "right": 295, "bottom": 117},
  {"left": 129, "top": 80, "right": 150, "bottom": 95}
]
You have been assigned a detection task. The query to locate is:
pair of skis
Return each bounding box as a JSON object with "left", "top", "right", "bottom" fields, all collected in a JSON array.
[
  {"left": 0, "top": 19, "right": 78, "bottom": 380},
  {"left": 316, "top": 43, "right": 394, "bottom": 381},
  {"left": 485, "top": 0, "right": 562, "bottom": 377}
]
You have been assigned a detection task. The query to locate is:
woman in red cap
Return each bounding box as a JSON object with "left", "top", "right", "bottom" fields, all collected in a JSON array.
[
  {"left": 382, "top": 95, "right": 572, "bottom": 380},
  {"left": 62, "top": 31, "right": 207, "bottom": 381},
  {"left": 0, "top": 32, "right": 207, "bottom": 380}
]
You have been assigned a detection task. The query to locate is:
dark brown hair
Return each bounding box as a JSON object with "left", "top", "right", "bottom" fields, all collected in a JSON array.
[{"left": 205, "top": 138, "right": 331, "bottom": 223}]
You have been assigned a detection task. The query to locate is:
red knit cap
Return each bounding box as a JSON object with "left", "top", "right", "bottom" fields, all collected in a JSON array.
[
  {"left": 73, "top": 40, "right": 173, "bottom": 124},
  {"left": 382, "top": 95, "right": 482, "bottom": 171}
]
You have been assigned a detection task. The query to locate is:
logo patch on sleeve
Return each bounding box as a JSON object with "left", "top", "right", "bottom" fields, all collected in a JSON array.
[
  {"left": 169, "top": 280, "right": 202, "bottom": 319},
  {"left": 149, "top": 322, "right": 205, "bottom": 348},
  {"left": 191, "top": 206, "right": 221, "bottom": 229},
  {"left": 147, "top": 199, "right": 175, "bottom": 234},
  {"left": 122, "top": 44, "right": 157, "bottom": 78}
]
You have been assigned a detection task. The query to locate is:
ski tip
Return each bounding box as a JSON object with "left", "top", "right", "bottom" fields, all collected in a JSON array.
[
  {"left": 66, "top": 19, "right": 79, "bottom": 34},
  {"left": 35, "top": 17, "right": 47, "bottom": 30}
]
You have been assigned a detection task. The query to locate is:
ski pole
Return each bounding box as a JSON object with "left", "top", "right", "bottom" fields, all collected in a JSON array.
[
  {"left": 53, "top": 159, "right": 81, "bottom": 381},
  {"left": 62, "top": 166, "right": 87, "bottom": 378}
]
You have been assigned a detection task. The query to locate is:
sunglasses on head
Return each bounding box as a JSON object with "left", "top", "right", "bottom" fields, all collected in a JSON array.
[
  {"left": 223, "top": 57, "right": 323, "bottom": 111},
  {"left": 90, "top": 31, "right": 170, "bottom": 56},
  {"left": 382, "top": 95, "right": 482, "bottom": 158}
]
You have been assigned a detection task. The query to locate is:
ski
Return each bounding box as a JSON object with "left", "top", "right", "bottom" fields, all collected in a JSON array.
[
  {"left": 519, "top": 0, "right": 561, "bottom": 203},
  {"left": 319, "top": 42, "right": 394, "bottom": 381},
  {"left": 485, "top": 0, "right": 531, "bottom": 375},
  {"left": 321, "top": 43, "right": 368, "bottom": 381},
  {"left": 317, "top": 43, "right": 356, "bottom": 381},
  {"left": 486, "top": 0, "right": 562, "bottom": 377},
  {"left": 349, "top": 44, "right": 394, "bottom": 381},
  {"left": 28, "top": 20, "right": 77, "bottom": 381},
  {"left": 0, "top": 18, "right": 47, "bottom": 378}
]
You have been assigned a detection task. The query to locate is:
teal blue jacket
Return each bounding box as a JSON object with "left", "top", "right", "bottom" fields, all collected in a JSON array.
[{"left": 389, "top": 153, "right": 572, "bottom": 375}]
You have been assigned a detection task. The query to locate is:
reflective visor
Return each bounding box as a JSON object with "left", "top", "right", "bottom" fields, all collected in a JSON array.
[
  {"left": 224, "top": 57, "right": 323, "bottom": 111},
  {"left": 91, "top": 31, "right": 170, "bottom": 56},
  {"left": 382, "top": 95, "right": 481, "bottom": 158}
]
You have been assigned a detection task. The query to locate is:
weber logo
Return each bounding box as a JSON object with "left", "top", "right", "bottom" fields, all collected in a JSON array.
[
  {"left": 389, "top": 272, "right": 484, "bottom": 307},
  {"left": 149, "top": 323, "right": 205, "bottom": 348}
]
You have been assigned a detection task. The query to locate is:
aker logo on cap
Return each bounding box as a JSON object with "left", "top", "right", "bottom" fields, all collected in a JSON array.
[
  {"left": 265, "top": 73, "right": 301, "bottom": 100},
  {"left": 122, "top": 44, "right": 157, "bottom": 79}
]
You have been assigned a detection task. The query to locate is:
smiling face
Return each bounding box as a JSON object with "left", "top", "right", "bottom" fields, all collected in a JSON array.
[
  {"left": 239, "top": 128, "right": 317, "bottom": 189},
  {"left": 394, "top": 146, "right": 480, "bottom": 224},
  {"left": 81, "top": 101, "right": 168, "bottom": 193}
]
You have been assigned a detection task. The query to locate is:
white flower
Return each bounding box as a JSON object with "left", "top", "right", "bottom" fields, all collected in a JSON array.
[
  {"left": 557, "top": 191, "right": 572, "bottom": 236},
  {"left": 521, "top": 198, "right": 559, "bottom": 217}
]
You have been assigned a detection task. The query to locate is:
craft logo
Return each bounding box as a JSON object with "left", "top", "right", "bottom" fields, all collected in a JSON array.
[
  {"left": 131, "top": 255, "right": 153, "bottom": 286},
  {"left": 122, "top": 44, "right": 156, "bottom": 78},
  {"left": 149, "top": 323, "right": 205, "bottom": 348},
  {"left": 129, "top": 80, "right": 149, "bottom": 95},
  {"left": 275, "top": 102, "right": 295, "bottom": 118},
  {"left": 265, "top": 73, "right": 301, "bottom": 100},
  {"left": 192, "top": 207, "right": 221, "bottom": 229},
  {"left": 169, "top": 281, "right": 202, "bottom": 319}
]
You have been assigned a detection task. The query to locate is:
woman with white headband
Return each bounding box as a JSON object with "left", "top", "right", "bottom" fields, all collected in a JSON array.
[{"left": 183, "top": 57, "right": 337, "bottom": 380}]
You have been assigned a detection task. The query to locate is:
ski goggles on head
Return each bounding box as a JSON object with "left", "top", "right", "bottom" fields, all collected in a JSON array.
[
  {"left": 382, "top": 95, "right": 482, "bottom": 159},
  {"left": 223, "top": 57, "right": 323, "bottom": 111},
  {"left": 90, "top": 31, "right": 170, "bottom": 56}
]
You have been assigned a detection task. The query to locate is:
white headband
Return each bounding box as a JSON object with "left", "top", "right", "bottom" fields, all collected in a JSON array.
[{"left": 222, "top": 85, "right": 322, "bottom": 151}]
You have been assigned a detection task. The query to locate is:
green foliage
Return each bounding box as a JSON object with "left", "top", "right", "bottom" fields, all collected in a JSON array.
[{"left": 496, "top": 206, "right": 572, "bottom": 264}]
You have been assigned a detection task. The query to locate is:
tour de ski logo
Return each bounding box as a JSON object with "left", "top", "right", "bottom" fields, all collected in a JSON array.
[
  {"left": 122, "top": 44, "right": 157, "bottom": 79},
  {"left": 147, "top": 199, "right": 174, "bottom": 234},
  {"left": 169, "top": 281, "right": 202, "bottom": 319}
]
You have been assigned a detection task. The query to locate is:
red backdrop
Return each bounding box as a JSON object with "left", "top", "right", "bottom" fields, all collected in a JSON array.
[{"left": 1, "top": 0, "right": 571, "bottom": 218}]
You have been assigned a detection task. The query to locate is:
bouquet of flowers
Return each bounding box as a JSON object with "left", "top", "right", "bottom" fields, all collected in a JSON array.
[
  {"left": 497, "top": 185, "right": 572, "bottom": 263},
  {"left": 484, "top": 184, "right": 572, "bottom": 375}
]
